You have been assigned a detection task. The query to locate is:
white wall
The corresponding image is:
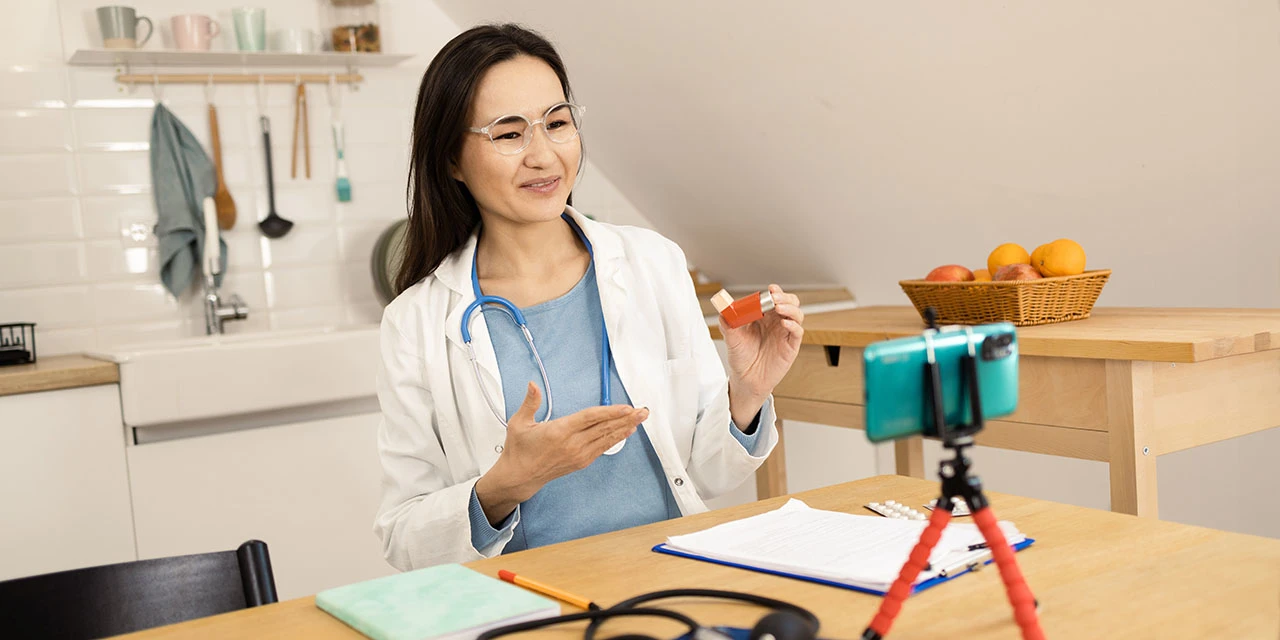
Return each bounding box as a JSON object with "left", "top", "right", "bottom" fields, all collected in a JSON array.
[
  {"left": 433, "top": 1, "right": 1280, "bottom": 538},
  {"left": 433, "top": 1, "right": 1280, "bottom": 307},
  {"left": 0, "top": 0, "right": 652, "bottom": 355}
]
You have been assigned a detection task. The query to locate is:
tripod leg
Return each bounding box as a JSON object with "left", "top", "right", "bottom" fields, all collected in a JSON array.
[
  {"left": 970, "top": 506, "right": 1045, "bottom": 640},
  {"left": 861, "top": 502, "right": 953, "bottom": 640}
]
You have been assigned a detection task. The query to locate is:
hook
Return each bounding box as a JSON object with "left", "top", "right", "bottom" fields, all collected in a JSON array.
[
  {"left": 203, "top": 73, "right": 215, "bottom": 104},
  {"left": 326, "top": 72, "right": 342, "bottom": 115},
  {"left": 295, "top": 72, "right": 302, "bottom": 87},
  {"left": 152, "top": 73, "right": 163, "bottom": 102},
  {"left": 256, "top": 74, "right": 266, "bottom": 116},
  {"left": 346, "top": 63, "right": 360, "bottom": 92}
]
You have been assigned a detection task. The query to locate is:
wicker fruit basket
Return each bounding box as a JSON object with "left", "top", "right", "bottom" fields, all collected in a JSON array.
[{"left": 899, "top": 269, "right": 1111, "bottom": 327}]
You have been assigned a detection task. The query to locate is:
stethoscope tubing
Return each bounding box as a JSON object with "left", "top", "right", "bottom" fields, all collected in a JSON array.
[{"left": 461, "top": 215, "right": 617, "bottom": 453}]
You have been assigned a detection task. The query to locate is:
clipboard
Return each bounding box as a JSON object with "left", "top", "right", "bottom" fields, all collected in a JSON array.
[{"left": 652, "top": 538, "right": 1035, "bottom": 597}]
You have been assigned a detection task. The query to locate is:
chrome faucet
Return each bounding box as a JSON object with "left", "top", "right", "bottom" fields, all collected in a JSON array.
[
  {"left": 201, "top": 197, "right": 248, "bottom": 335},
  {"left": 203, "top": 275, "right": 248, "bottom": 335}
]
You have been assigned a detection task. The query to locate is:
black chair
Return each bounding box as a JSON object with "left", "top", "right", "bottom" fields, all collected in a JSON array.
[{"left": 0, "top": 539, "right": 278, "bottom": 639}]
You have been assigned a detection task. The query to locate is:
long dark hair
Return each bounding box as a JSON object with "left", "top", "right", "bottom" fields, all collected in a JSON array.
[{"left": 396, "top": 24, "right": 576, "bottom": 295}]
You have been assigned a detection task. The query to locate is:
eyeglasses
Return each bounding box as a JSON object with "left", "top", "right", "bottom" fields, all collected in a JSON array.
[{"left": 467, "top": 102, "right": 585, "bottom": 155}]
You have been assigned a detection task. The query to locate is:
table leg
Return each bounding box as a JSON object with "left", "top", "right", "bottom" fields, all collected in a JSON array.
[
  {"left": 894, "top": 437, "right": 925, "bottom": 478},
  {"left": 755, "top": 421, "right": 788, "bottom": 499},
  {"left": 1106, "top": 360, "right": 1159, "bottom": 517}
]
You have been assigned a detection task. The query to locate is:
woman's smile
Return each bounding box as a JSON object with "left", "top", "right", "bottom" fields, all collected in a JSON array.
[{"left": 520, "top": 176, "right": 561, "bottom": 195}]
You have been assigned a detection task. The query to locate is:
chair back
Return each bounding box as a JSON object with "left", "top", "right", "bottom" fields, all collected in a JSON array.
[{"left": 0, "top": 539, "right": 278, "bottom": 639}]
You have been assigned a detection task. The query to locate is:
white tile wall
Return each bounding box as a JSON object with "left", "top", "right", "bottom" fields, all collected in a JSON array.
[
  {"left": 0, "top": 64, "right": 421, "bottom": 353},
  {"left": 0, "top": 109, "right": 73, "bottom": 152},
  {"left": 1, "top": 69, "right": 68, "bottom": 108},
  {"left": 0, "top": 243, "right": 86, "bottom": 288},
  {"left": 0, "top": 155, "right": 77, "bottom": 197},
  {"left": 0, "top": 198, "right": 81, "bottom": 242},
  {"left": 77, "top": 151, "right": 153, "bottom": 195},
  {"left": 0, "top": 5, "right": 653, "bottom": 356},
  {"left": 0, "top": 286, "right": 92, "bottom": 329}
]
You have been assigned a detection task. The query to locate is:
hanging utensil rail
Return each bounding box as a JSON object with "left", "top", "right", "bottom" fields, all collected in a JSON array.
[{"left": 116, "top": 72, "right": 363, "bottom": 85}]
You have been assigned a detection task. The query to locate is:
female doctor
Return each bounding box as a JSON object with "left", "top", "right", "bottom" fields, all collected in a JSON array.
[{"left": 374, "top": 24, "right": 805, "bottom": 571}]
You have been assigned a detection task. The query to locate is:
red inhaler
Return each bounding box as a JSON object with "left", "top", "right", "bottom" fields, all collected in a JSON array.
[{"left": 710, "top": 289, "right": 775, "bottom": 329}]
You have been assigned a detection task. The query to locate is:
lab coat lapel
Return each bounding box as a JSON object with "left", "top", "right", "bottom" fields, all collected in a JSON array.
[
  {"left": 594, "top": 239, "right": 666, "bottom": 416},
  {"left": 438, "top": 233, "right": 504, "bottom": 423}
]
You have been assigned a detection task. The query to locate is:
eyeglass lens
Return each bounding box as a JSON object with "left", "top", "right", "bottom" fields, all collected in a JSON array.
[{"left": 488, "top": 104, "right": 582, "bottom": 154}]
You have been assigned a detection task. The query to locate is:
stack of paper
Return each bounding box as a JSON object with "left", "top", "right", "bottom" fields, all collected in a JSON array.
[{"left": 662, "top": 499, "right": 1026, "bottom": 593}]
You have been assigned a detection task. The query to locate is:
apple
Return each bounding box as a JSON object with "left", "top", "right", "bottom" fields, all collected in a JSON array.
[
  {"left": 925, "top": 265, "right": 975, "bottom": 282},
  {"left": 994, "top": 264, "right": 1043, "bottom": 281}
]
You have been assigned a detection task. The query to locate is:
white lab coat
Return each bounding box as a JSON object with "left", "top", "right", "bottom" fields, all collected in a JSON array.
[{"left": 373, "top": 206, "right": 779, "bottom": 571}]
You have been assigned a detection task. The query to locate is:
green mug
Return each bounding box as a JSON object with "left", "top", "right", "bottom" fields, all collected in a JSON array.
[
  {"left": 232, "top": 7, "right": 266, "bottom": 52},
  {"left": 96, "top": 5, "right": 153, "bottom": 50}
]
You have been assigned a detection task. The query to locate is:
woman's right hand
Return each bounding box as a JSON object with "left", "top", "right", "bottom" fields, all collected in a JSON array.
[{"left": 473, "top": 382, "right": 648, "bottom": 525}]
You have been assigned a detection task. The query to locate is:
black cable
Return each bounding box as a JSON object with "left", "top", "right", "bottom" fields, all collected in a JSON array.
[
  {"left": 585, "top": 589, "right": 820, "bottom": 640},
  {"left": 477, "top": 607, "right": 698, "bottom": 640}
]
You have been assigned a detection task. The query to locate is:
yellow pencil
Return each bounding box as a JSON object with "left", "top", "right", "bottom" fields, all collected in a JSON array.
[{"left": 498, "top": 569, "right": 600, "bottom": 610}]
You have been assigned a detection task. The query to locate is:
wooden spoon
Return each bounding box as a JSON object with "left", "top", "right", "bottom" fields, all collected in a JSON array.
[{"left": 208, "top": 103, "right": 236, "bottom": 230}]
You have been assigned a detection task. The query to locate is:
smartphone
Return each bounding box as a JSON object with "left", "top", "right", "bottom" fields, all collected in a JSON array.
[{"left": 863, "top": 323, "right": 1019, "bottom": 443}]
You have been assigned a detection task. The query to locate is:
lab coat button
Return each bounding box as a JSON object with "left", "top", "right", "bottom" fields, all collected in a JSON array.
[
  {"left": 494, "top": 445, "right": 504, "bottom": 453},
  {"left": 673, "top": 477, "right": 684, "bottom": 487}
]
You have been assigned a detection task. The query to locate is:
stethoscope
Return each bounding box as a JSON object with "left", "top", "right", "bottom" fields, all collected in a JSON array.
[
  {"left": 460, "top": 214, "right": 624, "bottom": 454},
  {"left": 477, "top": 588, "right": 821, "bottom": 640}
]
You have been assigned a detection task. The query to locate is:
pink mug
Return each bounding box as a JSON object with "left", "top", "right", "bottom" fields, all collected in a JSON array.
[{"left": 171, "top": 14, "right": 220, "bottom": 51}]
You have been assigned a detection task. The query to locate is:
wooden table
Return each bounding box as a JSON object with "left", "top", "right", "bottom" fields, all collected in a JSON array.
[
  {"left": 716, "top": 306, "right": 1280, "bottom": 517},
  {"left": 118, "top": 475, "right": 1280, "bottom": 639}
]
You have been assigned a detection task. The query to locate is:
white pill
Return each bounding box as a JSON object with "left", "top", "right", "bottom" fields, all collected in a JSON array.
[{"left": 886, "top": 500, "right": 897, "bottom": 506}]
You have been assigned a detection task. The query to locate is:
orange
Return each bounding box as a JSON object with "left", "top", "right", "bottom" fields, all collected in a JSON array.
[
  {"left": 973, "top": 268, "right": 992, "bottom": 282},
  {"left": 987, "top": 243, "right": 1030, "bottom": 275},
  {"left": 1030, "top": 243, "right": 1049, "bottom": 275},
  {"left": 1038, "top": 239, "right": 1086, "bottom": 277}
]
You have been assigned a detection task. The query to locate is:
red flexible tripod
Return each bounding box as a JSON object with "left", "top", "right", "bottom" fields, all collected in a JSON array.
[{"left": 860, "top": 317, "right": 1045, "bottom": 640}]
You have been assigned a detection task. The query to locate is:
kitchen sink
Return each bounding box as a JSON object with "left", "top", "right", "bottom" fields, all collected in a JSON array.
[{"left": 87, "top": 325, "right": 381, "bottom": 428}]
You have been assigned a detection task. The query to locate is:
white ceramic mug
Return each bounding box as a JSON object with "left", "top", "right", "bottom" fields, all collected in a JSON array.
[{"left": 270, "top": 28, "right": 323, "bottom": 54}]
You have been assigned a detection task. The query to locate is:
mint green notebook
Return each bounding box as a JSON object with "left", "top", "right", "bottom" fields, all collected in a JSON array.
[{"left": 316, "top": 564, "right": 560, "bottom": 640}]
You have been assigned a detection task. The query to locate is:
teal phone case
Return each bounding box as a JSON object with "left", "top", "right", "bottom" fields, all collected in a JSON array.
[{"left": 863, "top": 323, "right": 1019, "bottom": 443}]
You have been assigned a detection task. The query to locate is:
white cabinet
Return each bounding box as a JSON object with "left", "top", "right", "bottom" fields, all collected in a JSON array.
[
  {"left": 126, "top": 411, "right": 396, "bottom": 600},
  {"left": 0, "top": 385, "right": 136, "bottom": 581}
]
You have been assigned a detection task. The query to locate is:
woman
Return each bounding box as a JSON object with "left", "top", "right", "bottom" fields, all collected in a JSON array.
[{"left": 374, "top": 24, "right": 805, "bottom": 571}]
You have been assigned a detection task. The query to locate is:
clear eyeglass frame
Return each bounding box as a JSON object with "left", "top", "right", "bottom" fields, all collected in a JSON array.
[{"left": 467, "top": 102, "right": 586, "bottom": 155}]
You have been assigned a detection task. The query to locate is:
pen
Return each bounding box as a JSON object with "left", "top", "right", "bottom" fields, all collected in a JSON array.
[
  {"left": 938, "top": 550, "right": 993, "bottom": 578},
  {"left": 968, "top": 542, "right": 988, "bottom": 551},
  {"left": 498, "top": 570, "right": 601, "bottom": 611}
]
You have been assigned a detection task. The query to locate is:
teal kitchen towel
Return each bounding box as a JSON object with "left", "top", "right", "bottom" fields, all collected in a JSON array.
[{"left": 151, "top": 103, "right": 226, "bottom": 297}]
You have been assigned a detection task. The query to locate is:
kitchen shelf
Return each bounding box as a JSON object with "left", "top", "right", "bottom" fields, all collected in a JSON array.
[{"left": 68, "top": 48, "right": 412, "bottom": 68}]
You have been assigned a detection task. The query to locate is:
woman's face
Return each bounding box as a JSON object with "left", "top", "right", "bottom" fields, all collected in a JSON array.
[{"left": 452, "top": 55, "right": 581, "bottom": 226}]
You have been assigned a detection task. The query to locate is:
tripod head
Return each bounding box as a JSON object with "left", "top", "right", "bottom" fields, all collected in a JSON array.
[{"left": 920, "top": 308, "right": 987, "bottom": 444}]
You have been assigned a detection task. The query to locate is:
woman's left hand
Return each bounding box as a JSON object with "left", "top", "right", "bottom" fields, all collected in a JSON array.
[{"left": 722, "top": 284, "right": 804, "bottom": 419}]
